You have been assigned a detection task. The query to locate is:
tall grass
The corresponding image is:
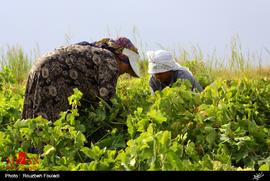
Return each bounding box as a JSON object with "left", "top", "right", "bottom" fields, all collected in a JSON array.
[
  {"left": 0, "top": 35, "right": 269, "bottom": 88},
  {"left": 0, "top": 45, "right": 38, "bottom": 84},
  {"left": 175, "top": 35, "right": 270, "bottom": 81}
]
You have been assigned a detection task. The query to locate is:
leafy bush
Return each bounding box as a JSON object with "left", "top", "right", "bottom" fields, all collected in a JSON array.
[{"left": 0, "top": 66, "right": 270, "bottom": 171}]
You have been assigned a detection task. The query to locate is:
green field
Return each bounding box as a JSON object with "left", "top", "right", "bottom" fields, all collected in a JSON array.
[{"left": 0, "top": 43, "right": 270, "bottom": 171}]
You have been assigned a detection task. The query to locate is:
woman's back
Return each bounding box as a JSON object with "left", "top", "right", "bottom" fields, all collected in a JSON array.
[{"left": 22, "top": 44, "right": 119, "bottom": 121}]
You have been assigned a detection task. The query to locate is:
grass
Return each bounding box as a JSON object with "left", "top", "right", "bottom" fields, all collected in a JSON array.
[
  {"left": 0, "top": 45, "right": 38, "bottom": 84},
  {"left": 175, "top": 36, "right": 270, "bottom": 81},
  {"left": 0, "top": 36, "right": 269, "bottom": 87}
]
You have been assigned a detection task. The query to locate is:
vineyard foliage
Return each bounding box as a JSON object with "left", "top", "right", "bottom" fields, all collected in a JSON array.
[{"left": 0, "top": 66, "right": 270, "bottom": 171}]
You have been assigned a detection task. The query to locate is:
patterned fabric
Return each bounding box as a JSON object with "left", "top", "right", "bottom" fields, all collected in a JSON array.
[
  {"left": 22, "top": 44, "right": 119, "bottom": 121},
  {"left": 94, "top": 37, "right": 138, "bottom": 54},
  {"left": 149, "top": 69, "right": 203, "bottom": 94},
  {"left": 114, "top": 37, "right": 138, "bottom": 54}
]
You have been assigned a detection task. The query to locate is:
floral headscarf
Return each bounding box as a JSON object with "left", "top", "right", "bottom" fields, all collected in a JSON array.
[
  {"left": 93, "top": 37, "right": 138, "bottom": 56},
  {"left": 91, "top": 37, "right": 140, "bottom": 77}
]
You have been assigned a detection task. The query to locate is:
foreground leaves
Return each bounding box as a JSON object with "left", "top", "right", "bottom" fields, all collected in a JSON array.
[{"left": 0, "top": 69, "right": 270, "bottom": 171}]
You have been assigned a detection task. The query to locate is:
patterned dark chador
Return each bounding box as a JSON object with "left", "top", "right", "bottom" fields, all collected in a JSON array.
[{"left": 22, "top": 38, "right": 139, "bottom": 121}]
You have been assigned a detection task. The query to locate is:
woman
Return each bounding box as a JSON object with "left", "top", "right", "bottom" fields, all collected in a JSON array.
[
  {"left": 22, "top": 37, "right": 140, "bottom": 121},
  {"left": 147, "top": 49, "right": 203, "bottom": 93}
]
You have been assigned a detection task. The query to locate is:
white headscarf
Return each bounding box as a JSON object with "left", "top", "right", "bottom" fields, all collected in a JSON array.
[{"left": 147, "top": 50, "right": 192, "bottom": 75}]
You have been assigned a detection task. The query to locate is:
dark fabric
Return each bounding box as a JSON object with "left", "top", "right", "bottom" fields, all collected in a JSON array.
[
  {"left": 76, "top": 41, "right": 94, "bottom": 46},
  {"left": 77, "top": 37, "right": 137, "bottom": 64},
  {"left": 149, "top": 69, "right": 203, "bottom": 93},
  {"left": 22, "top": 44, "right": 119, "bottom": 121}
]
